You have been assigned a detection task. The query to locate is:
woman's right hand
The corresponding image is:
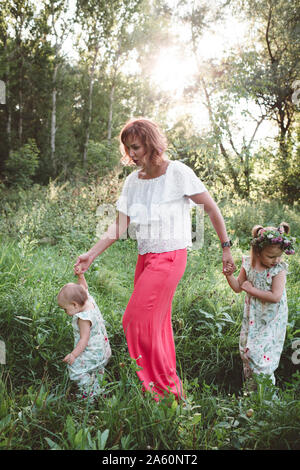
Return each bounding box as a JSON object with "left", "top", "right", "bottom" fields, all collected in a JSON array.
[{"left": 74, "top": 252, "right": 94, "bottom": 274}]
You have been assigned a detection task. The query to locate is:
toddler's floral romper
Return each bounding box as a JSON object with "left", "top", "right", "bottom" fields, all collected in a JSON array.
[
  {"left": 239, "top": 256, "right": 288, "bottom": 386},
  {"left": 68, "top": 294, "right": 111, "bottom": 397}
]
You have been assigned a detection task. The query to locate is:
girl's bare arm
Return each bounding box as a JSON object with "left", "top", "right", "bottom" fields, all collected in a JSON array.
[
  {"left": 189, "top": 191, "right": 236, "bottom": 274},
  {"left": 74, "top": 265, "right": 89, "bottom": 291},
  {"left": 241, "top": 271, "right": 286, "bottom": 303},
  {"left": 63, "top": 319, "right": 91, "bottom": 365},
  {"left": 225, "top": 266, "right": 247, "bottom": 293}
]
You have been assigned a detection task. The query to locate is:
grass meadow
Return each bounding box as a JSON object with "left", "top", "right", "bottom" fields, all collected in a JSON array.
[{"left": 0, "top": 177, "right": 300, "bottom": 450}]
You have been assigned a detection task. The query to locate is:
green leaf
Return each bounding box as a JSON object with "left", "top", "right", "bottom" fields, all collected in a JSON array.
[
  {"left": 97, "top": 429, "right": 109, "bottom": 450},
  {"left": 45, "top": 437, "right": 62, "bottom": 450},
  {"left": 66, "top": 415, "right": 76, "bottom": 443}
]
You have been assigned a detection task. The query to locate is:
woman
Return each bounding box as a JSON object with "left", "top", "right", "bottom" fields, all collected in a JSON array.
[{"left": 75, "top": 118, "right": 236, "bottom": 401}]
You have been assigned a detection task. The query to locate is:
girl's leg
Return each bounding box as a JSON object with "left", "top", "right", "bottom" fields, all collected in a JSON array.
[
  {"left": 122, "top": 249, "right": 187, "bottom": 401},
  {"left": 70, "top": 370, "right": 103, "bottom": 398},
  {"left": 73, "top": 372, "right": 94, "bottom": 397}
]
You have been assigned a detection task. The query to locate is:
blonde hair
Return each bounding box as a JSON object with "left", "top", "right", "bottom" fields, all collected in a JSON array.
[
  {"left": 250, "top": 222, "right": 290, "bottom": 266},
  {"left": 57, "top": 283, "right": 88, "bottom": 307},
  {"left": 119, "top": 118, "right": 168, "bottom": 166}
]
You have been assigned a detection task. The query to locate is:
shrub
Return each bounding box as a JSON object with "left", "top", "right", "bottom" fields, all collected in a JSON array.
[
  {"left": 4, "top": 139, "right": 39, "bottom": 188},
  {"left": 85, "top": 139, "right": 120, "bottom": 177}
]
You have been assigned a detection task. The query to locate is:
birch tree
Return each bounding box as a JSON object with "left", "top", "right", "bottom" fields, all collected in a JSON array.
[
  {"left": 179, "top": 0, "right": 272, "bottom": 197},
  {"left": 230, "top": 0, "right": 300, "bottom": 184},
  {"left": 7, "top": 0, "right": 35, "bottom": 146},
  {"left": 45, "top": 0, "right": 73, "bottom": 173},
  {"left": 76, "top": 0, "right": 144, "bottom": 166},
  {"left": 76, "top": 0, "right": 115, "bottom": 167}
]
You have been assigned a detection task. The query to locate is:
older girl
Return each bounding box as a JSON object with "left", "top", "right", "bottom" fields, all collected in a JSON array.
[{"left": 225, "top": 222, "right": 295, "bottom": 388}]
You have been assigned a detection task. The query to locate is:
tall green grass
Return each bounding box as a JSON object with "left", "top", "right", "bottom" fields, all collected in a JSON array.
[{"left": 0, "top": 180, "right": 299, "bottom": 449}]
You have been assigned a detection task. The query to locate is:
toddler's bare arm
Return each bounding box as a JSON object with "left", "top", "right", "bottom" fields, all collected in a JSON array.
[{"left": 74, "top": 265, "right": 88, "bottom": 291}]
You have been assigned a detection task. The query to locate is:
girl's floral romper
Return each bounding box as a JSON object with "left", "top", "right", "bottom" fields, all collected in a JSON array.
[
  {"left": 68, "top": 294, "right": 111, "bottom": 396},
  {"left": 239, "top": 256, "right": 288, "bottom": 385}
]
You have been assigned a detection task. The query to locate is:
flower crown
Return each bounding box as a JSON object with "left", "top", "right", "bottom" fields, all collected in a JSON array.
[{"left": 250, "top": 227, "right": 296, "bottom": 255}]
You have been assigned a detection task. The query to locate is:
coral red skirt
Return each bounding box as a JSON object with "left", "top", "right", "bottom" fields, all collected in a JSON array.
[{"left": 122, "top": 248, "right": 187, "bottom": 401}]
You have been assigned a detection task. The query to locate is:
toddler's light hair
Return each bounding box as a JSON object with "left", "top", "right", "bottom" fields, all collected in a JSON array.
[{"left": 57, "top": 283, "right": 88, "bottom": 307}]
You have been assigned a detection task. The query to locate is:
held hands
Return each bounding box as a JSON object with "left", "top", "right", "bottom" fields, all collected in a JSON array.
[
  {"left": 222, "top": 256, "right": 236, "bottom": 276},
  {"left": 74, "top": 264, "right": 83, "bottom": 276},
  {"left": 74, "top": 252, "right": 94, "bottom": 274}
]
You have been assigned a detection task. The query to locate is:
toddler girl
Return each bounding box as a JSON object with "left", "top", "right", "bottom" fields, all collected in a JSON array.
[
  {"left": 225, "top": 222, "right": 296, "bottom": 388},
  {"left": 57, "top": 267, "right": 111, "bottom": 398}
]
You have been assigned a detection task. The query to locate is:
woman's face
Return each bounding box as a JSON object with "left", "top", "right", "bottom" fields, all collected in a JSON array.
[{"left": 125, "top": 136, "right": 151, "bottom": 167}]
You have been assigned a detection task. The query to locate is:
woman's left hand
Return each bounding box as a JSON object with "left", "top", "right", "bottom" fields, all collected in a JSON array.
[{"left": 222, "top": 251, "right": 236, "bottom": 275}]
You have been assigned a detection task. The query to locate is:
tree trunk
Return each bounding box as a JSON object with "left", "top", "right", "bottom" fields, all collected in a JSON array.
[
  {"left": 51, "top": 63, "right": 59, "bottom": 173},
  {"left": 18, "top": 57, "right": 23, "bottom": 145},
  {"left": 7, "top": 98, "right": 11, "bottom": 157},
  {"left": 107, "top": 82, "right": 115, "bottom": 144},
  {"left": 200, "top": 76, "right": 244, "bottom": 195},
  {"left": 4, "top": 40, "right": 11, "bottom": 157},
  {"left": 83, "top": 46, "right": 99, "bottom": 167}
]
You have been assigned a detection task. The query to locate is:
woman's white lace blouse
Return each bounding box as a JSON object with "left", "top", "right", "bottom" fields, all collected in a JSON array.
[{"left": 116, "top": 160, "right": 207, "bottom": 254}]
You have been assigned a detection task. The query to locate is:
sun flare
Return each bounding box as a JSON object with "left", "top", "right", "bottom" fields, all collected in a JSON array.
[{"left": 151, "top": 47, "right": 197, "bottom": 96}]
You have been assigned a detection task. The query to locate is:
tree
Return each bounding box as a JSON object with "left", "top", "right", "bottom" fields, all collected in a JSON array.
[
  {"left": 0, "top": 0, "right": 55, "bottom": 172},
  {"left": 75, "top": 0, "right": 172, "bottom": 168},
  {"left": 4, "top": 138, "right": 39, "bottom": 187},
  {"left": 228, "top": 0, "right": 300, "bottom": 199},
  {"left": 178, "top": 0, "right": 264, "bottom": 197},
  {"left": 176, "top": 0, "right": 300, "bottom": 200},
  {"left": 75, "top": 0, "right": 123, "bottom": 167},
  {"left": 42, "top": 0, "right": 73, "bottom": 173}
]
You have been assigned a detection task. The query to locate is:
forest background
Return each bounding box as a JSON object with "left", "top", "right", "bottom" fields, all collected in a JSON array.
[
  {"left": 0, "top": 0, "right": 299, "bottom": 196},
  {"left": 0, "top": 0, "right": 300, "bottom": 451}
]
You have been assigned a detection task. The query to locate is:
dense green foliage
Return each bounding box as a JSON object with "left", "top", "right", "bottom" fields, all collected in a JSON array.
[
  {"left": 0, "top": 180, "right": 299, "bottom": 450},
  {"left": 0, "top": 0, "right": 299, "bottom": 452},
  {"left": 0, "top": 0, "right": 299, "bottom": 201}
]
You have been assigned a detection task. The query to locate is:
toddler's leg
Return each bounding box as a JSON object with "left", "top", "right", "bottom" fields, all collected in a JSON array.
[
  {"left": 82, "top": 369, "right": 106, "bottom": 397},
  {"left": 89, "top": 369, "right": 105, "bottom": 396},
  {"left": 70, "top": 366, "right": 106, "bottom": 398},
  {"left": 75, "top": 372, "right": 94, "bottom": 397}
]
